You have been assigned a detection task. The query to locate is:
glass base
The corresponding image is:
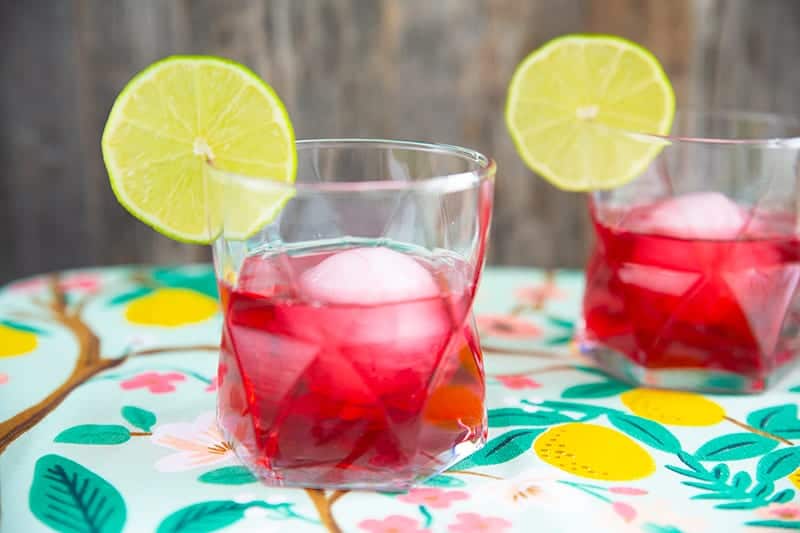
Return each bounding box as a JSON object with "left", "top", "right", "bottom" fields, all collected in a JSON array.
[
  {"left": 578, "top": 337, "right": 797, "bottom": 394},
  {"left": 224, "top": 429, "right": 487, "bottom": 491}
]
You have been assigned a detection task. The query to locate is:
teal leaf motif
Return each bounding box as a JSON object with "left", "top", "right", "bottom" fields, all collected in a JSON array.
[
  {"left": 790, "top": 386, "right": 800, "bottom": 393},
  {"left": 544, "top": 334, "right": 574, "bottom": 346},
  {"left": 157, "top": 500, "right": 299, "bottom": 533},
  {"left": 121, "top": 406, "right": 157, "bottom": 432},
  {"left": 712, "top": 464, "right": 730, "bottom": 481},
  {"left": 757, "top": 447, "right": 800, "bottom": 482},
  {"left": 197, "top": 466, "right": 257, "bottom": 485},
  {"left": 55, "top": 425, "right": 131, "bottom": 445},
  {"left": 561, "top": 381, "right": 632, "bottom": 399},
  {"left": 667, "top": 449, "right": 789, "bottom": 509},
  {"left": 488, "top": 408, "right": 572, "bottom": 427},
  {"left": 695, "top": 433, "right": 778, "bottom": 461},
  {"left": 418, "top": 505, "right": 433, "bottom": 529},
  {"left": 715, "top": 500, "right": 764, "bottom": 510},
  {"left": 642, "top": 525, "right": 685, "bottom": 533},
  {"left": 749, "top": 404, "right": 797, "bottom": 429},
  {"left": 546, "top": 316, "right": 574, "bottom": 329},
  {"left": 30, "top": 454, "right": 126, "bottom": 533},
  {"left": 665, "top": 465, "right": 707, "bottom": 481},
  {"left": 772, "top": 489, "right": 796, "bottom": 503},
  {"left": 745, "top": 520, "right": 800, "bottom": 529},
  {"left": 450, "top": 429, "right": 543, "bottom": 469},
  {"left": 536, "top": 400, "right": 608, "bottom": 420},
  {"left": 153, "top": 268, "right": 218, "bottom": 299},
  {"left": 422, "top": 475, "right": 466, "bottom": 488},
  {"left": 108, "top": 287, "right": 154, "bottom": 306},
  {"left": 732, "top": 471, "right": 752, "bottom": 489},
  {"left": 748, "top": 404, "right": 800, "bottom": 439},
  {"left": 608, "top": 412, "right": 682, "bottom": 452},
  {"left": 0, "top": 319, "right": 47, "bottom": 335}
]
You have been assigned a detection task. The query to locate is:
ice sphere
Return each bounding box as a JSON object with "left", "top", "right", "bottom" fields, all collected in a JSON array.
[
  {"left": 299, "top": 247, "right": 452, "bottom": 412},
  {"left": 300, "top": 247, "right": 439, "bottom": 304},
  {"left": 635, "top": 192, "right": 749, "bottom": 240}
]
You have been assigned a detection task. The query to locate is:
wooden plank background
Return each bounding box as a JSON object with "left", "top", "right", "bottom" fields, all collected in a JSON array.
[{"left": 1, "top": 0, "right": 799, "bottom": 283}]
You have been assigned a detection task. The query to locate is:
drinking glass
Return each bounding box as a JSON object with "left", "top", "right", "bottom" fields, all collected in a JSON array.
[
  {"left": 210, "top": 139, "right": 495, "bottom": 489},
  {"left": 581, "top": 111, "right": 800, "bottom": 393}
]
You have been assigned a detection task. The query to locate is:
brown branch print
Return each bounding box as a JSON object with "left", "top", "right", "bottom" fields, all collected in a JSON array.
[
  {"left": 304, "top": 488, "right": 348, "bottom": 533},
  {"left": 0, "top": 274, "right": 218, "bottom": 455}
]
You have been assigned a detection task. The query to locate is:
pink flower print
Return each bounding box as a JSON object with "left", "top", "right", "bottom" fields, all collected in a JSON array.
[
  {"left": 205, "top": 376, "right": 219, "bottom": 392},
  {"left": 61, "top": 273, "right": 102, "bottom": 293},
  {"left": 8, "top": 277, "right": 48, "bottom": 293},
  {"left": 398, "top": 488, "right": 469, "bottom": 509},
  {"left": 495, "top": 374, "right": 541, "bottom": 390},
  {"left": 608, "top": 487, "right": 648, "bottom": 496},
  {"left": 447, "top": 513, "right": 512, "bottom": 533},
  {"left": 10, "top": 273, "right": 101, "bottom": 294},
  {"left": 151, "top": 411, "right": 234, "bottom": 472},
  {"left": 359, "top": 515, "right": 430, "bottom": 533},
  {"left": 120, "top": 371, "right": 185, "bottom": 393},
  {"left": 514, "top": 282, "right": 565, "bottom": 309},
  {"left": 0, "top": 373, "right": 8, "bottom": 385},
  {"left": 476, "top": 314, "right": 541, "bottom": 339},
  {"left": 612, "top": 501, "right": 637, "bottom": 523},
  {"left": 757, "top": 502, "right": 800, "bottom": 521}
]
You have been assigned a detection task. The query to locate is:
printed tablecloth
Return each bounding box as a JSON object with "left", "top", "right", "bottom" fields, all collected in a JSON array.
[{"left": 2, "top": 265, "right": 800, "bottom": 533}]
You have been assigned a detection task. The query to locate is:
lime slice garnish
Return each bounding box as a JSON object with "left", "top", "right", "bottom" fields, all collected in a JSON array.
[
  {"left": 101, "top": 55, "right": 296, "bottom": 243},
  {"left": 505, "top": 34, "right": 675, "bottom": 191}
]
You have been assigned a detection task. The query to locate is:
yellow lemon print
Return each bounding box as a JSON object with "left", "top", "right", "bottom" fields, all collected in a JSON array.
[
  {"left": 789, "top": 468, "right": 800, "bottom": 490},
  {"left": 534, "top": 423, "right": 655, "bottom": 481},
  {"left": 0, "top": 324, "right": 38, "bottom": 358},
  {"left": 621, "top": 388, "right": 725, "bottom": 426},
  {"left": 125, "top": 288, "right": 218, "bottom": 327}
]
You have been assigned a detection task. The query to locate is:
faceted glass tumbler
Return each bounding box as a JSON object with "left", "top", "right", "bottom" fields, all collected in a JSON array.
[
  {"left": 580, "top": 111, "right": 800, "bottom": 393},
  {"left": 210, "top": 139, "right": 495, "bottom": 490}
]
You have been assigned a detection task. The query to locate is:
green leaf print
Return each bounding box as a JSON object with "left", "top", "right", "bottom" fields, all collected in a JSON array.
[
  {"left": 157, "top": 500, "right": 300, "bottom": 533},
  {"left": 153, "top": 267, "right": 218, "bottom": 299},
  {"left": 546, "top": 315, "right": 574, "bottom": 329},
  {"left": 544, "top": 334, "right": 574, "bottom": 346},
  {"left": 695, "top": 433, "right": 778, "bottom": 461},
  {"left": 642, "top": 525, "right": 685, "bottom": 533},
  {"left": 745, "top": 520, "right": 800, "bottom": 529},
  {"left": 561, "top": 380, "right": 632, "bottom": 399},
  {"left": 0, "top": 318, "right": 47, "bottom": 335},
  {"left": 771, "top": 489, "right": 796, "bottom": 503},
  {"left": 55, "top": 425, "right": 131, "bottom": 445},
  {"left": 197, "top": 466, "right": 257, "bottom": 485},
  {"left": 422, "top": 474, "right": 466, "bottom": 488},
  {"left": 157, "top": 501, "right": 251, "bottom": 533},
  {"left": 607, "top": 412, "right": 681, "bottom": 453},
  {"left": 748, "top": 404, "right": 800, "bottom": 439},
  {"left": 488, "top": 408, "right": 572, "bottom": 427},
  {"left": 107, "top": 287, "right": 154, "bottom": 306},
  {"left": 450, "top": 429, "right": 543, "bottom": 469},
  {"left": 666, "top": 449, "right": 791, "bottom": 509},
  {"left": 121, "top": 406, "right": 157, "bottom": 432},
  {"left": 757, "top": 447, "right": 800, "bottom": 482},
  {"left": 30, "top": 454, "right": 126, "bottom": 533}
]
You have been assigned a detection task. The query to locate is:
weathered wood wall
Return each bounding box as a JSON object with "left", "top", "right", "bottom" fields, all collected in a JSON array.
[{"left": 1, "top": 0, "right": 798, "bottom": 283}]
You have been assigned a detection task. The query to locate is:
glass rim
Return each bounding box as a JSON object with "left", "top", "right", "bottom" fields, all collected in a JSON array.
[
  {"left": 615, "top": 109, "right": 800, "bottom": 148},
  {"left": 208, "top": 138, "right": 496, "bottom": 194}
]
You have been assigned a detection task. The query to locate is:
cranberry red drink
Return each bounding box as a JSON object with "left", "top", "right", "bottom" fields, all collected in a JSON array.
[
  {"left": 580, "top": 112, "right": 800, "bottom": 392},
  {"left": 211, "top": 140, "right": 495, "bottom": 489}
]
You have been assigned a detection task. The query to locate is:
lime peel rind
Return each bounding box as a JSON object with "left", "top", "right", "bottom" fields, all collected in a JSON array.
[
  {"left": 505, "top": 34, "right": 676, "bottom": 192},
  {"left": 101, "top": 55, "right": 297, "bottom": 244}
]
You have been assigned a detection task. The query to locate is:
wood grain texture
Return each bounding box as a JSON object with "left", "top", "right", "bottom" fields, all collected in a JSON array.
[{"left": 1, "top": 0, "right": 797, "bottom": 283}]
